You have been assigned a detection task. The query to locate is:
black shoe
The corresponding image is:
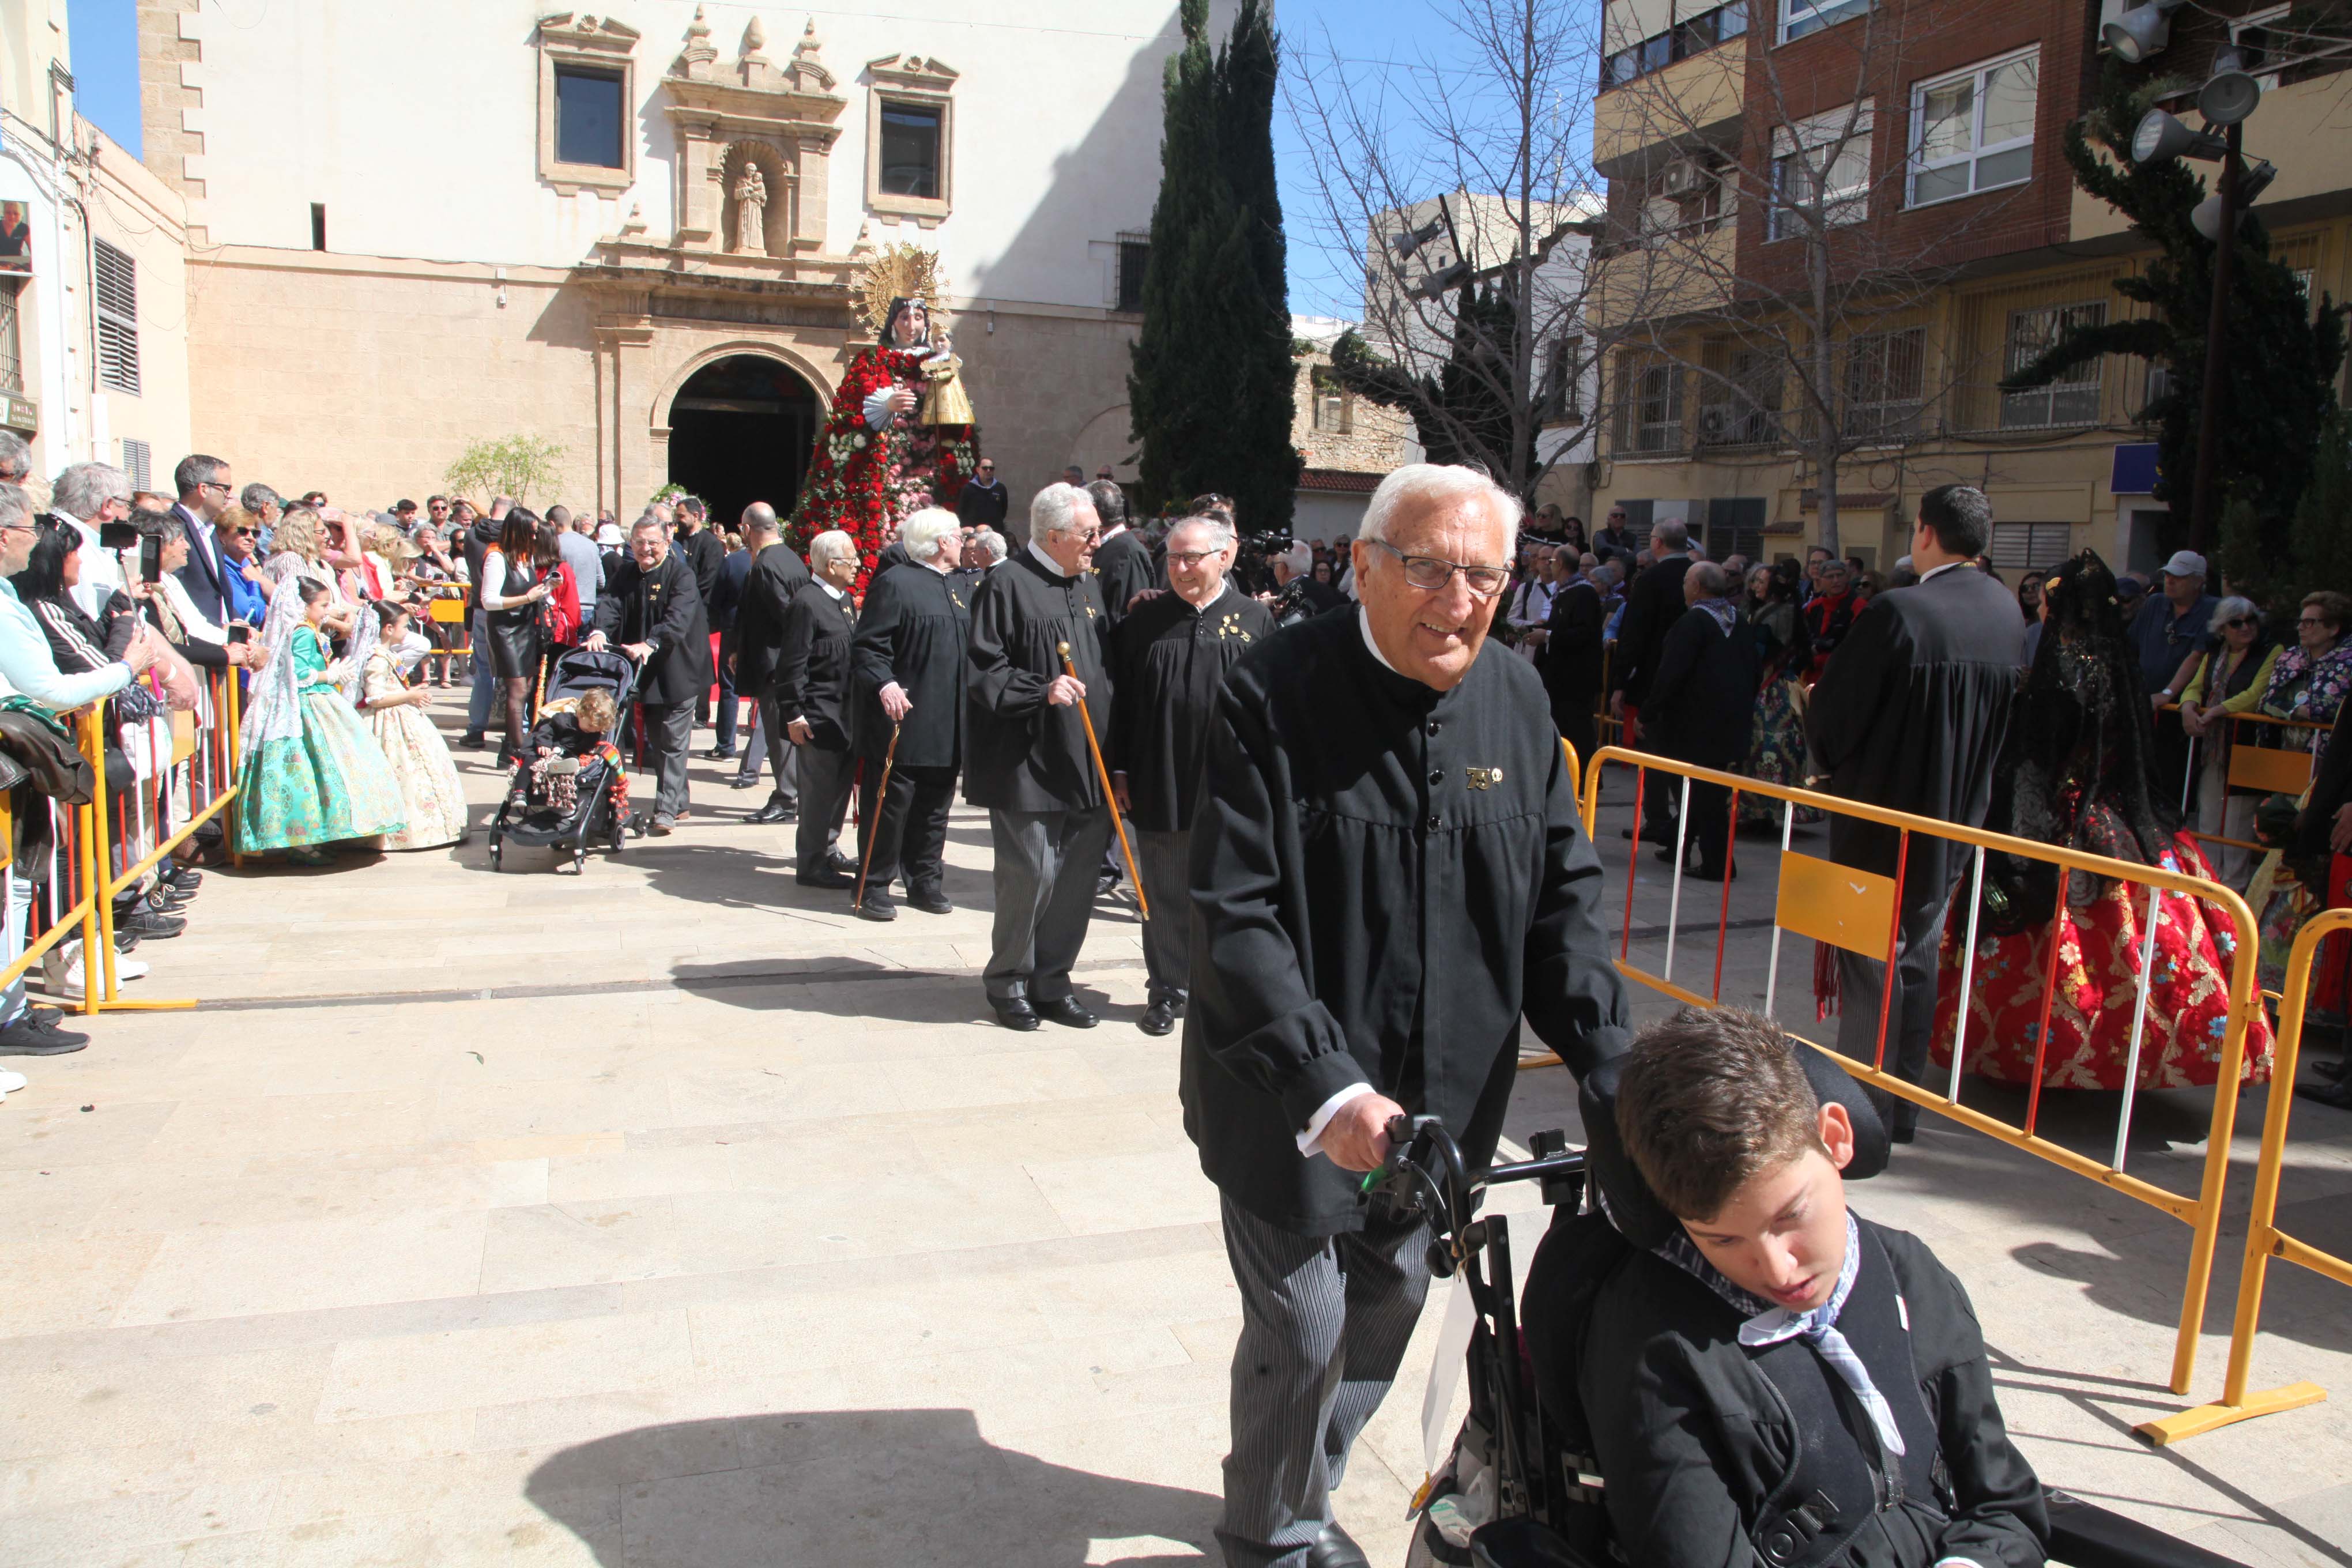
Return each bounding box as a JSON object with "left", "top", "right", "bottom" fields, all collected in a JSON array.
[
  {"left": 112, "top": 930, "right": 140, "bottom": 955},
  {"left": 747, "top": 796, "right": 797, "bottom": 826},
  {"left": 702, "top": 745, "right": 735, "bottom": 761},
  {"left": 1095, "top": 873, "right": 1120, "bottom": 898},
  {"left": 460, "top": 732, "right": 487, "bottom": 750},
  {"left": 1687, "top": 861, "right": 1737, "bottom": 883},
  {"left": 164, "top": 866, "right": 202, "bottom": 895},
  {"left": 117, "top": 907, "right": 186, "bottom": 938},
  {"left": 990, "top": 996, "right": 1040, "bottom": 1032},
  {"left": 728, "top": 777, "right": 759, "bottom": 790},
  {"left": 1139, "top": 1000, "right": 1178, "bottom": 1036},
  {"left": 826, "top": 851, "right": 858, "bottom": 878},
  {"left": 2294, "top": 1076, "right": 2352, "bottom": 1111},
  {"left": 647, "top": 816, "right": 676, "bottom": 837},
  {"left": 796, "top": 868, "right": 856, "bottom": 890},
  {"left": 1308, "top": 1521, "right": 1371, "bottom": 1568},
  {"left": 144, "top": 887, "right": 189, "bottom": 914},
  {"left": 1034, "top": 996, "right": 1097, "bottom": 1029},
  {"left": 0, "top": 1013, "right": 89, "bottom": 1055},
  {"left": 904, "top": 888, "right": 953, "bottom": 915},
  {"left": 855, "top": 888, "right": 898, "bottom": 921}
]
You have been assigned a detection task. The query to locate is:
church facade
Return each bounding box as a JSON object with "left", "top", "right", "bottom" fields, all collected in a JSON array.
[{"left": 137, "top": 3, "right": 1211, "bottom": 523}]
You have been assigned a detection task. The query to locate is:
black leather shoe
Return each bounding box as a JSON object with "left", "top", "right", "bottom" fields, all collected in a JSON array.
[
  {"left": 1308, "top": 1521, "right": 1371, "bottom": 1568},
  {"left": 0, "top": 1013, "right": 89, "bottom": 1055},
  {"left": 459, "top": 732, "right": 487, "bottom": 750},
  {"left": 728, "top": 777, "right": 759, "bottom": 790},
  {"left": 164, "top": 866, "right": 202, "bottom": 895},
  {"left": 2294, "top": 1076, "right": 2352, "bottom": 1111},
  {"left": 113, "top": 930, "right": 141, "bottom": 955},
  {"left": 2317, "top": 1054, "right": 2349, "bottom": 1082},
  {"left": 991, "top": 995, "right": 1041, "bottom": 1031},
  {"left": 747, "top": 796, "right": 797, "bottom": 825},
  {"left": 1138, "top": 1000, "right": 1178, "bottom": 1036},
  {"left": 796, "top": 868, "right": 856, "bottom": 889},
  {"left": 1687, "top": 861, "right": 1737, "bottom": 882},
  {"left": 904, "top": 888, "right": 953, "bottom": 915},
  {"left": 855, "top": 888, "right": 898, "bottom": 921},
  {"left": 702, "top": 745, "right": 735, "bottom": 761},
  {"left": 826, "top": 851, "right": 857, "bottom": 877},
  {"left": 1034, "top": 996, "right": 1097, "bottom": 1029},
  {"left": 1095, "top": 873, "right": 1120, "bottom": 898},
  {"left": 117, "top": 907, "right": 186, "bottom": 939}
]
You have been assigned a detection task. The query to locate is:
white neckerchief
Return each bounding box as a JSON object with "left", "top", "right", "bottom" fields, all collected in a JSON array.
[
  {"left": 1028, "top": 540, "right": 1075, "bottom": 579},
  {"left": 817, "top": 577, "right": 847, "bottom": 601},
  {"left": 1178, "top": 581, "right": 1231, "bottom": 616},
  {"left": 1357, "top": 605, "right": 1400, "bottom": 674}
]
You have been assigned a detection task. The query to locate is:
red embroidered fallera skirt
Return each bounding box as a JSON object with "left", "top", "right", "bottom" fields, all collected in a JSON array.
[{"left": 1930, "top": 834, "right": 2274, "bottom": 1090}]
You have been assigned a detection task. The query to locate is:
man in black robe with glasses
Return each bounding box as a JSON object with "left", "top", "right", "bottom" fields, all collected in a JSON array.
[
  {"left": 1185, "top": 463, "right": 1630, "bottom": 1568},
  {"left": 1109, "top": 511, "right": 1273, "bottom": 1038}
]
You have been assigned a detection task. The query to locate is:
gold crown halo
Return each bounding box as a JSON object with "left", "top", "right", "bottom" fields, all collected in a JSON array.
[{"left": 857, "top": 242, "right": 950, "bottom": 339}]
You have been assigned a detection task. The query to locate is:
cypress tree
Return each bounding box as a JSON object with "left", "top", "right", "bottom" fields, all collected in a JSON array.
[{"left": 1130, "top": 0, "right": 1298, "bottom": 532}]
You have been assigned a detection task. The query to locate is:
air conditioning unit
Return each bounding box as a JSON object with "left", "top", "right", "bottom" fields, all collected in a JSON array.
[
  {"left": 1660, "top": 159, "right": 1706, "bottom": 197},
  {"left": 1697, "top": 405, "right": 1732, "bottom": 442}
]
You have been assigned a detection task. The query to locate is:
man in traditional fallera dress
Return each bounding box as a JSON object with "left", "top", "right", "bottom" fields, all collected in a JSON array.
[
  {"left": 1183, "top": 463, "right": 1629, "bottom": 1568},
  {"left": 964, "top": 484, "right": 1115, "bottom": 1032},
  {"left": 1109, "top": 512, "right": 1273, "bottom": 1038}
]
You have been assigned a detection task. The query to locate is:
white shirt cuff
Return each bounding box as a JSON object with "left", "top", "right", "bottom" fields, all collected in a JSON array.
[{"left": 1297, "top": 1082, "right": 1377, "bottom": 1158}]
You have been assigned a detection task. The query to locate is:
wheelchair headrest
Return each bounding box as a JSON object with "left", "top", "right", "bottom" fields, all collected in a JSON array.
[{"left": 1578, "top": 1041, "right": 1890, "bottom": 1253}]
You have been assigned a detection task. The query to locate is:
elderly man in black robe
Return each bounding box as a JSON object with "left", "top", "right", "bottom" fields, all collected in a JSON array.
[
  {"left": 847, "top": 508, "right": 970, "bottom": 921},
  {"left": 1806, "top": 484, "right": 2020, "bottom": 1140},
  {"left": 1185, "top": 463, "right": 1630, "bottom": 1568},
  {"left": 1641, "top": 560, "right": 1762, "bottom": 882},
  {"left": 1109, "top": 511, "right": 1273, "bottom": 1038},
  {"left": 586, "top": 515, "right": 711, "bottom": 835},
  {"left": 775, "top": 529, "right": 861, "bottom": 888},
  {"left": 966, "top": 483, "right": 1113, "bottom": 1031},
  {"left": 723, "top": 503, "right": 809, "bottom": 824}
]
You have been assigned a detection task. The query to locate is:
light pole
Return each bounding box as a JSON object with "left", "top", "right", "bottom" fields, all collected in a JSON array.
[{"left": 2131, "top": 58, "right": 2266, "bottom": 553}]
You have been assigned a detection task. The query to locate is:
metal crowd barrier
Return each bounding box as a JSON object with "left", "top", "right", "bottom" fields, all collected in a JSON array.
[
  {"left": 2140, "top": 906, "right": 2352, "bottom": 1443},
  {"left": 1575, "top": 744, "right": 2264, "bottom": 1400},
  {"left": 0, "top": 706, "right": 108, "bottom": 1018},
  {"left": 2163, "top": 704, "right": 2331, "bottom": 857}
]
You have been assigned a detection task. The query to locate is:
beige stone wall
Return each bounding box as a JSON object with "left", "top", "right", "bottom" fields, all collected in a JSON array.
[
  {"left": 1289, "top": 349, "right": 1409, "bottom": 474},
  {"left": 135, "top": 0, "right": 203, "bottom": 235},
  {"left": 183, "top": 248, "right": 1137, "bottom": 522}
]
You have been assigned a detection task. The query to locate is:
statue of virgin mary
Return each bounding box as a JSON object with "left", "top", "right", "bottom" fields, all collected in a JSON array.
[{"left": 791, "top": 243, "right": 982, "bottom": 589}]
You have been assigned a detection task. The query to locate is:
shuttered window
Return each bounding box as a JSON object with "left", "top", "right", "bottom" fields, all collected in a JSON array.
[
  {"left": 120, "top": 438, "right": 152, "bottom": 492},
  {"left": 94, "top": 239, "right": 140, "bottom": 397}
]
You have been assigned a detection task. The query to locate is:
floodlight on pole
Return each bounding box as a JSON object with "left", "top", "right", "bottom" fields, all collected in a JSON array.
[
  {"left": 2192, "top": 159, "right": 2276, "bottom": 240},
  {"left": 2199, "top": 65, "right": 2263, "bottom": 126},
  {"left": 2132, "top": 108, "right": 2225, "bottom": 164},
  {"left": 2104, "top": 0, "right": 2189, "bottom": 63}
]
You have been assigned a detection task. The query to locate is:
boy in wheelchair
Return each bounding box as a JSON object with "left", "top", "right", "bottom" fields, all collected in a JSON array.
[{"left": 1580, "top": 1008, "right": 2045, "bottom": 1567}]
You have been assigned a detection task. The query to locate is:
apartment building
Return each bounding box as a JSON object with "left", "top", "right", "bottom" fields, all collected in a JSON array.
[{"left": 1588, "top": 0, "right": 2350, "bottom": 575}]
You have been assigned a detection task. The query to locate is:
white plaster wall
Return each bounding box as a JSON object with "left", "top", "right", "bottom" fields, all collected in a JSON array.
[{"left": 184, "top": 0, "right": 1224, "bottom": 310}]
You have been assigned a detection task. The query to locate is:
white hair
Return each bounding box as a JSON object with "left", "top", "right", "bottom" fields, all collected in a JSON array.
[
  {"left": 1360, "top": 463, "right": 1522, "bottom": 553},
  {"left": 52, "top": 462, "right": 130, "bottom": 520},
  {"left": 976, "top": 527, "right": 1009, "bottom": 563},
  {"left": 901, "top": 507, "right": 962, "bottom": 564},
  {"left": 1277, "top": 542, "right": 1312, "bottom": 576},
  {"left": 808, "top": 529, "right": 858, "bottom": 570},
  {"left": 2208, "top": 594, "right": 2258, "bottom": 634},
  {"left": 1170, "top": 512, "right": 1235, "bottom": 552},
  {"left": 1030, "top": 482, "right": 1098, "bottom": 540}
]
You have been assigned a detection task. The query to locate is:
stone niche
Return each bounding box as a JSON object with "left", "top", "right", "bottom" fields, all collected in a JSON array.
[{"left": 663, "top": 9, "right": 847, "bottom": 258}]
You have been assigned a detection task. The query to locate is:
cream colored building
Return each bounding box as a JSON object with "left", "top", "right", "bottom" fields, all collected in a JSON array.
[
  {"left": 0, "top": 0, "right": 193, "bottom": 491},
  {"left": 135, "top": 2, "right": 1224, "bottom": 522}
]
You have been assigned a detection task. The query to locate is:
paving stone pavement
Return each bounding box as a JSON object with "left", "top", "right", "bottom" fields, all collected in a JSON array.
[{"left": 0, "top": 705, "right": 2346, "bottom": 1566}]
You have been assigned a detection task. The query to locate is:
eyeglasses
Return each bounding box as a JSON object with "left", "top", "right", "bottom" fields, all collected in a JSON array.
[
  {"left": 2225, "top": 616, "right": 2257, "bottom": 630},
  {"left": 1166, "top": 549, "right": 1219, "bottom": 566},
  {"left": 229, "top": 527, "right": 259, "bottom": 538},
  {"left": 1365, "top": 538, "right": 1509, "bottom": 598},
  {"left": 199, "top": 481, "right": 230, "bottom": 494},
  {"left": 2300, "top": 616, "right": 2334, "bottom": 628}
]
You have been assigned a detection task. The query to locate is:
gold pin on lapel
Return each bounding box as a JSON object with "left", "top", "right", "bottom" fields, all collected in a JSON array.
[{"left": 1465, "top": 767, "right": 1504, "bottom": 791}]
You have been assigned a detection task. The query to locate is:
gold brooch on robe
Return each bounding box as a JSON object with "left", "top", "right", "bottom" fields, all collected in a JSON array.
[{"left": 1466, "top": 767, "right": 1504, "bottom": 790}]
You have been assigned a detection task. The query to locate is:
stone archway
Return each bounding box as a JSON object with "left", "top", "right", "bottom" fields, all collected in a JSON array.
[{"left": 665, "top": 353, "right": 823, "bottom": 531}]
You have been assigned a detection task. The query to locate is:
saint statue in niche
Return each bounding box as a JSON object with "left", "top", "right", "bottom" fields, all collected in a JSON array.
[
  {"left": 790, "top": 243, "right": 982, "bottom": 589},
  {"left": 730, "top": 162, "right": 768, "bottom": 255}
]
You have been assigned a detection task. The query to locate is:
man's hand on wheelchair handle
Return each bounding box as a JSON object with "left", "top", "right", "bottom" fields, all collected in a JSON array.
[{"left": 1322, "top": 1092, "right": 1409, "bottom": 1173}]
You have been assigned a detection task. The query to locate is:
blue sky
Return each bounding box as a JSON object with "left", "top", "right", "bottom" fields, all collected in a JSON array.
[{"left": 59, "top": 0, "right": 1575, "bottom": 322}]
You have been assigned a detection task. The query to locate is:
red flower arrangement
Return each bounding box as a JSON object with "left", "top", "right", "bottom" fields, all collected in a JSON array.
[{"left": 789, "top": 346, "right": 981, "bottom": 599}]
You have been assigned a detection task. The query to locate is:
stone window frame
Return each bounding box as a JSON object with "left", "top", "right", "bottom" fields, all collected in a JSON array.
[
  {"left": 865, "top": 55, "right": 959, "bottom": 225},
  {"left": 536, "top": 13, "right": 642, "bottom": 197}
]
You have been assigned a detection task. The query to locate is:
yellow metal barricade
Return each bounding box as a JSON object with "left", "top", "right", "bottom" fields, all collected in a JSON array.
[
  {"left": 2140, "top": 906, "right": 2352, "bottom": 1443},
  {"left": 0, "top": 707, "right": 105, "bottom": 1016},
  {"left": 1578, "top": 744, "right": 2264, "bottom": 1399},
  {"left": 2166, "top": 706, "right": 2330, "bottom": 855}
]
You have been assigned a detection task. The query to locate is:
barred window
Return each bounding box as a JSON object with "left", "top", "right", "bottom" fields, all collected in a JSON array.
[
  {"left": 95, "top": 239, "right": 140, "bottom": 397},
  {"left": 2001, "top": 302, "right": 2105, "bottom": 428},
  {"left": 1117, "top": 233, "right": 1150, "bottom": 314},
  {"left": 1842, "top": 327, "right": 1924, "bottom": 441},
  {"left": 120, "top": 438, "right": 152, "bottom": 492}
]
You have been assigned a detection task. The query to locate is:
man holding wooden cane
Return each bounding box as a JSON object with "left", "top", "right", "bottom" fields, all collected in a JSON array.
[
  {"left": 846, "top": 508, "right": 969, "bottom": 921},
  {"left": 964, "top": 483, "right": 1116, "bottom": 1032}
]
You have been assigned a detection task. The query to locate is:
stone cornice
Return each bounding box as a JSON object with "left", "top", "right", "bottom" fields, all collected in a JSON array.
[{"left": 536, "top": 12, "right": 640, "bottom": 56}]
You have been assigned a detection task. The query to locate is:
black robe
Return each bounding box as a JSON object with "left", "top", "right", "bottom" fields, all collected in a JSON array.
[
  {"left": 848, "top": 563, "right": 970, "bottom": 768},
  {"left": 1092, "top": 526, "right": 1159, "bottom": 628},
  {"left": 1182, "top": 609, "right": 1631, "bottom": 1235},
  {"left": 1806, "top": 566, "right": 2024, "bottom": 889},
  {"left": 1611, "top": 554, "right": 1694, "bottom": 704},
  {"left": 678, "top": 526, "right": 726, "bottom": 608},
  {"left": 729, "top": 542, "right": 811, "bottom": 700},
  {"left": 772, "top": 582, "right": 857, "bottom": 753},
  {"left": 964, "top": 549, "right": 1112, "bottom": 812},
  {"left": 591, "top": 549, "right": 710, "bottom": 708},
  {"left": 1645, "top": 604, "right": 1762, "bottom": 770},
  {"left": 1540, "top": 577, "right": 1608, "bottom": 755},
  {"left": 1108, "top": 585, "right": 1275, "bottom": 834}
]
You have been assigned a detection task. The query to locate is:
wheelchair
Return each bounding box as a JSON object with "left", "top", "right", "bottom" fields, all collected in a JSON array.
[{"left": 1374, "top": 1050, "right": 2251, "bottom": 1568}]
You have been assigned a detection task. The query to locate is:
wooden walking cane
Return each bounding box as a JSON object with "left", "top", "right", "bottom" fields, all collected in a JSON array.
[
  {"left": 854, "top": 719, "right": 902, "bottom": 911},
  {"left": 1058, "top": 640, "right": 1148, "bottom": 922}
]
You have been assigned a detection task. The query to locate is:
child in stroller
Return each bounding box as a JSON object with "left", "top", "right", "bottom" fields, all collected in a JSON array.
[{"left": 489, "top": 649, "right": 635, "bottom": 872}]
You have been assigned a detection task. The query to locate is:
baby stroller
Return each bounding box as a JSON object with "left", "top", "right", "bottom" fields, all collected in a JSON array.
[
  {"left": 1377, "top": 1052, "right": 2251, "bottom": 1568},
  {"left": 487, "top": 647, "right": 638, "bottom": 875}
]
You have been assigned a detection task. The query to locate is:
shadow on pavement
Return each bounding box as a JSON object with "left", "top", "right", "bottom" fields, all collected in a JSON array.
[
  {"left": 525, "top": 1407, "right": 1218, "bottom": 1566},
  {"left": 669, "top": 955, "right": 1130, "bottom": 1030}
]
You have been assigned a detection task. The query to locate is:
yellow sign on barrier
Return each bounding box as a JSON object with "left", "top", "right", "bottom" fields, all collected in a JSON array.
[
  {"left": 1775, "top": 851, "right": 1897, "bottom": 956},
  {"left": 1578, "top": 743, "right": 2263, "bottom": 1400},
  {"left": 2226, "top": 743, "right": 2316, "bottom": 797}
]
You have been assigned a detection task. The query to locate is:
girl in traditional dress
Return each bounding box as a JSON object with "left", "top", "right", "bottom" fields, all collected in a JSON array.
[
  {"left": 359, "top": 601, "right": 469, "bottom": 850},
  {"left": 1929, "top": 552, "right": 2274, "bottom": 1091},
  {"left": 1738, "top": 560, "right": 1820, "bottom": 828},
  {"left": 234, "top": 578, "right": 406, "bottom": 864}
]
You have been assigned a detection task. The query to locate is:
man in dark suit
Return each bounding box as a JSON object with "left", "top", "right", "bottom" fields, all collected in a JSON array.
[
  {"left": 587, "top": 517, "right": 712, "bottom": 835},
  {"left": 1806, "top": 485, "right": 2022, "bottom": 1140},
  {"left": 1085, "top": 480, "right": 1157, "bottom": 628},
  {"left": 1640, "top": 561, "right": 1761, "bottom": 881},
  {"left": 169, "top": 453, "right": 236, "bottom": 627},
  {"left": 1608, "top": 518, "right": 1697, "bottom": 837},
  {"left": 955, "top": 456, "right": 1010, "bottom": 540},
  {"left": 1533, "top": 558, "right": 1612, "bottom": 764},
  {"left": 776, "top": 530, "right": 862, "bottom": 887},
  {"left": 724, "top": 504, "right": 811, "bottom": 824},
  {"left": 703, "top": 517, "right": 756, "bottom": 762}
]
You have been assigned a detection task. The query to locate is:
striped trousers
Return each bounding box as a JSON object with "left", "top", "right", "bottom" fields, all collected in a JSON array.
[{"left": 1216, "top": 1192, "right": 1433, "bottom": 1568}]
